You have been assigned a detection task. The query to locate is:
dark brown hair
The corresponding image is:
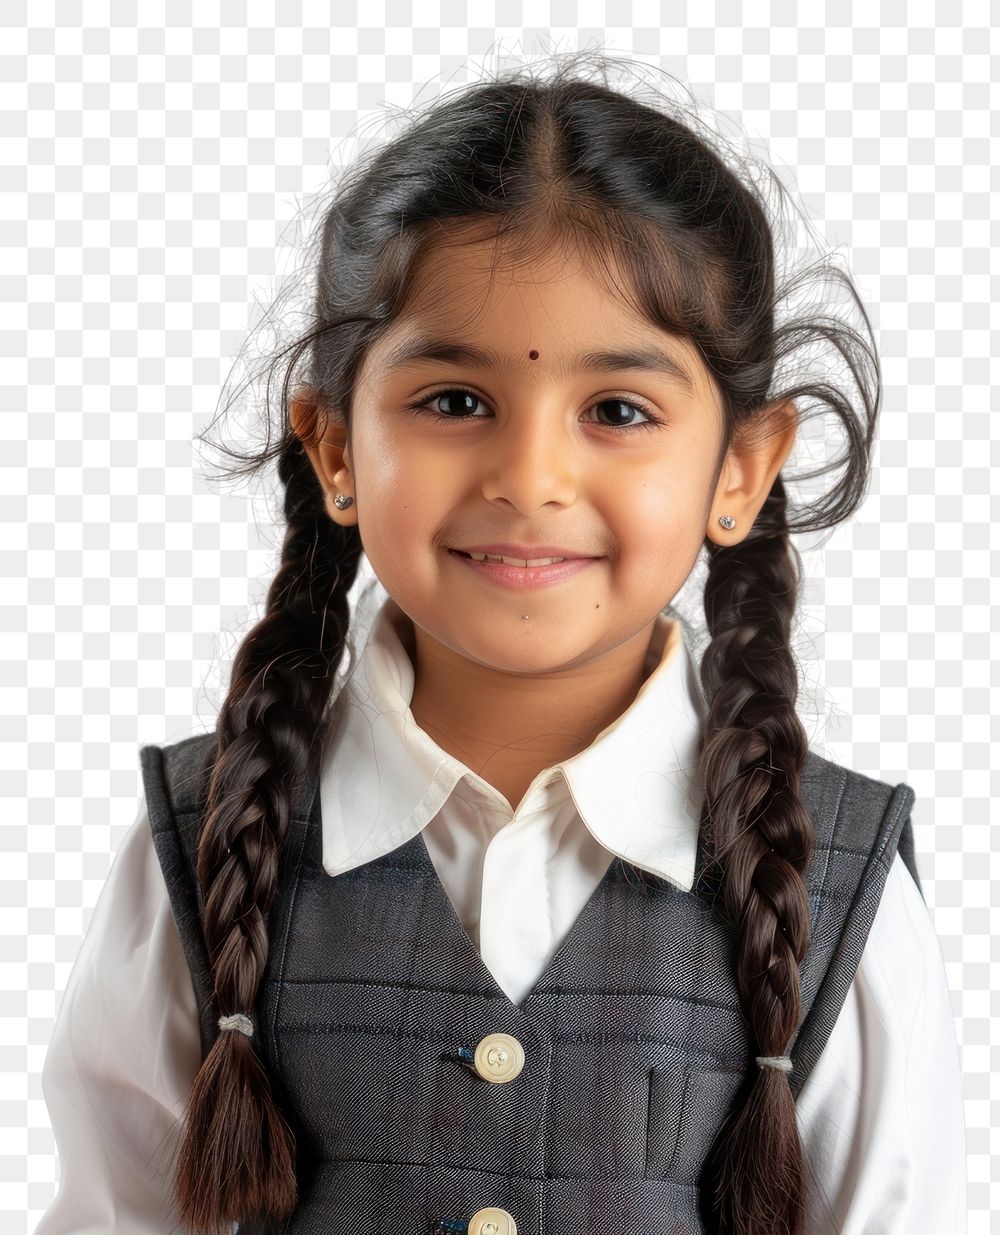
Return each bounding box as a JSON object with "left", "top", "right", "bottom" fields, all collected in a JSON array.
[{"left": 178, "top": 51, "right": 879, "bottom": 1235}]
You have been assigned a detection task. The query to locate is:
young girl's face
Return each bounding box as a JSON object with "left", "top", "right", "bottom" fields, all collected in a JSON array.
[{"left": 316, "top": 230, "right": 770, "bottom": 680}]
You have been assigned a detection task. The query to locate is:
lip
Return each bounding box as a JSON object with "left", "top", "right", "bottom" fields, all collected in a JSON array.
[
  {"left": 447, "top": 548, "right": 600, "bottom": 591},
  {"left": 449, "top": 543, "right": 596, "bottom": 560}
]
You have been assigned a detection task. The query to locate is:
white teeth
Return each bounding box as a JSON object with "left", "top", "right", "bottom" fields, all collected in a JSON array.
[{"left": 465, "top": 551, "right": 566, "bottom": 566}]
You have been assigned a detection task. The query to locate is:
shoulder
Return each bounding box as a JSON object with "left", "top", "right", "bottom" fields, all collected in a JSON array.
[
  {"left": 139, "top": 731, "right": 217, "bottom": 821},
  {"left": 136, "top": 734, "right": 221, "bottom": 1058},
  {"left": 802, "top": 746, "right": 914, "bottom": 813},
  {"left": 836, "top": 850, "right": 961, "bottom": 1121},
  {"left": 801, "top": 747, "right": 916, "bottom": 876},
  {"left": 138, "top": 731, "right": 217, "bottom": 885},
  {"left": 797, "top": 852, "right": 967, "bottom": 1230},
  {"left": 865, "top": 849, "right": 949, "bottom": 1020},
  {"left": 794, "top": 745, "right": 917, "bottom": 929},
  {"left": 789, "top": 749, "right": 921, "bottom": 1094}
]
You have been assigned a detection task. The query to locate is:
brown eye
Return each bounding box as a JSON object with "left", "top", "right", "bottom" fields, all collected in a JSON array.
[
  {"left": 404, "top": 387, "right": 663, "bottom": 436},
  {"left": 421, "top": 389, "right": 484, "bottom": 417},
  {"left": 588, "top": 398, "right": 656, "bottom": 431}
]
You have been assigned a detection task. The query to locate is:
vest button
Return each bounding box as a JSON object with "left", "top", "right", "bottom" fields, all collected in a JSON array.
[
  {"left": 472, "top": 1032, "right": 525, "bottom": 1083},
  {"left": 468, "top": 1206, "right": 518, "bottom": 1234}
]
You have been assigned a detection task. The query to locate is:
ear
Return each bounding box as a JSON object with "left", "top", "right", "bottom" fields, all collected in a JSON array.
[
  {"left": 706, "top": 399, "right": 798, "bottom": 544},
  {"left": 289, "top": 387, "right": 357, "bottom": 526}
]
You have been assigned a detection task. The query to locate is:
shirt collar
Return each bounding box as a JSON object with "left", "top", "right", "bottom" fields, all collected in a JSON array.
[{"left": 319, "top": 581, "right": 707, "bottom": 892}]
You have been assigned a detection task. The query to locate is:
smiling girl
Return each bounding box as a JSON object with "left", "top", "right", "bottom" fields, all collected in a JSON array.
[
  {"left": 38, "top": 54, "right": 966, "bottom": 1235},
  {"left": 298, "top": 234, "right": 787, "bottom": 817}
]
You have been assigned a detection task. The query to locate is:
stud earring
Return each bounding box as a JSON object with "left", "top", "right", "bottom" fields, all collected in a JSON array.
[
  {"left": 718, "top": 514, "right": 736, "bottom": 529},
  {"left": 333, "top": 493, "right": 354, "bottom": 510}
]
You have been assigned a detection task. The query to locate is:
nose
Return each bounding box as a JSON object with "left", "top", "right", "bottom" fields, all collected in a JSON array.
[{"left": 477, "top": 408, "right": 579, "bottom": 512}]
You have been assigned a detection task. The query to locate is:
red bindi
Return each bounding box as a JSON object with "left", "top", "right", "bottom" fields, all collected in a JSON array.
[{"left": 528, "top": 349, "right": 538, "bottom": 360}]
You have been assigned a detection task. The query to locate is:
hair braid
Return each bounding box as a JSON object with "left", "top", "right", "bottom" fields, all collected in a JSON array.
[
  {"left": 696, "top": 475, "right": 816, "bottom": 1235},
  {"left": 173, "top": 440, "right": 363, "bottom": 1235}
]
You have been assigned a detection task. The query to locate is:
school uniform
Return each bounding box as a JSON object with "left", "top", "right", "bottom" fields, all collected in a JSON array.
[{"left": 36, "top": 580, "right": 967, "bottom": 1234}]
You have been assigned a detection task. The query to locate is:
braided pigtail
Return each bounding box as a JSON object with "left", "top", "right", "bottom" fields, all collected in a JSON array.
[
  {"left": 696, "top": 475, "right": 815, "bottom": 1235},
  {"left": 174, "top": 440, "right": 363, "bottom": 1235}
]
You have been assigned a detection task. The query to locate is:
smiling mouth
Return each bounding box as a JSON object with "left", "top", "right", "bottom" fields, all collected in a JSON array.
[{"left": 449, "top": 549, "right": 572, "bottom": 567}]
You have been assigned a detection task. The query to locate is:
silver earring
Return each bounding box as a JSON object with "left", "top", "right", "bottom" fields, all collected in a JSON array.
[
  {"left": 333, "top": 493, "right": 354, "bottom": 510},
  {"left": 718, "top": 514, "right": 736, "bottom": 530}
]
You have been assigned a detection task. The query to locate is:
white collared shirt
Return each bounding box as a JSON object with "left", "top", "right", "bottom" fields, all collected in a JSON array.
[{"left": 36, "top": 582, "right": 968, "bottom": 1234}]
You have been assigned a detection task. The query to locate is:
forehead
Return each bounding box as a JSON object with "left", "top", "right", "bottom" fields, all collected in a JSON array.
[
  {"left": 363, "top": 231, "right": 716, "bottom": 401},
  {"left": 400, "top": 229, "right": 649, "bottom": 333}
]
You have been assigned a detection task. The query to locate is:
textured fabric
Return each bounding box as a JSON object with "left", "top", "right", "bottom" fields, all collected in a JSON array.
[
  {"left": 140, "top": 729, "right": 918, "bottom": 1235},
  {"left": 35, "top": 795, "right": 967, "bottom": 1235}
]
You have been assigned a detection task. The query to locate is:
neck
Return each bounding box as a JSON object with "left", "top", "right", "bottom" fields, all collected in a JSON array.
[{"left": 406, "top": 616, "right": 662, "bottom": 813}]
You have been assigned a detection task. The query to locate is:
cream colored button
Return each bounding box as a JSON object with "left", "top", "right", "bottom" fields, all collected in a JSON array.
[
  {"left": 468, "top": 1206, "right": 518, "bottom": 1235},
  {"left": 473, "top": 1032, "right": 525, "bottom": 1083}
]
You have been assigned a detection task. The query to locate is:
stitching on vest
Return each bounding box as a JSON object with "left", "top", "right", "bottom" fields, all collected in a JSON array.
[
  {"left": 812, "top": 762, "right": 847, "bottom": 916},
  {"left": 142, "top": 743, "right": 219, "bottom": 1061},
  {"left": 788, "top": 773, "right": 912, "bottom": 1099},
  {"left": 532, "top": 1172, "right": 544, "bottom": 1235},
  {"left": 265, "top": 975, "right": 752, "bottom": 1013},
  {"left": 165, "top": 733, "right": 216, "bottom": 815},
  {"left": 307, "top": 1155, "right": 699, "bottom": 1188},
  {"left": 824, "top": 842, "right": 895, "bottom": 858},
  {"left": 266, "top": 791, "right": 318, "bottom": 1074},
  {"left": 274, "top": 1020, "right": 747, "bottom": 1068},
  {"left": 173, "top": 808, "right": 316, "bottom": 828},
  {"left": 784, "top": 762, "right": 846, "bottom": 1097},
  {"left": 870, "top": 782, "right": 915, "bottom": 873},
  {"left": 265, "top": 770, "right": 323, "bottom": 1071}
]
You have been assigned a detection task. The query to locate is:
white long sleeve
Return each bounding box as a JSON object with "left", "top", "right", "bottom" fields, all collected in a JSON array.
[
  {"left": 35, "top": 798, "right": 202, "bottom": 1235},
  {"left": 35, "top": 801, "right": 967, "bottom": 1233},
  {"left": 797, "top": 853, "right": 968, "bottom": 1234}
]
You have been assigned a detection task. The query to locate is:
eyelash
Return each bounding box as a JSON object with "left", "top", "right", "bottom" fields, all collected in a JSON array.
[{"left": 403, "top": 387, "right": 664, "bottom": 435}]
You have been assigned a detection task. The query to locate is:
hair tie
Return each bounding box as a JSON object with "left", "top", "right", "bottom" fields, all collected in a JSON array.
[
  {"left": 218, "top": 1012, "right": 254, "bottom": 1038},
  {"left": 756, "top": 1054, "right": 792, "bottom": 1072}
]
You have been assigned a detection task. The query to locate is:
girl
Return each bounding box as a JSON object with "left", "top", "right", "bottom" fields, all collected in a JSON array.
[{"left": 37, "top": 53, "right": 966, "bottom": 1235}]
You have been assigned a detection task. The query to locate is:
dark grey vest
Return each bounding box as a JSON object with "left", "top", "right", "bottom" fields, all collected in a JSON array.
[{"left": 140, "top": 734, "right": 922, "bottom": 1235}]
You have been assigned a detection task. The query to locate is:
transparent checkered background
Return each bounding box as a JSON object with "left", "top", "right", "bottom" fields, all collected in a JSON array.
[{"left": 4, "top": 4, "right": 995, "bottom": 1232}]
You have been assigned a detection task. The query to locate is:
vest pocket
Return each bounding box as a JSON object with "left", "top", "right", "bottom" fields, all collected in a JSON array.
[{"left": 644, "top": 1063, "right": 746, "bottom": 1181}]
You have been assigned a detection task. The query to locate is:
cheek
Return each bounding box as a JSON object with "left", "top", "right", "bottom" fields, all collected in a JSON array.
[
  {"left": 352, "top": 417, "right": 404, "bottom": 485},
  {"left": 619, "top": 465, "right": 706, "bottom": 536},
  {"left": 354, "top": 424, "right": 412, "bottom": 512},
  {"left": 352, "top": 443, "right": 446, "bottom": 573},
  {"left": 609, "top": 459, "right": 712, "bottom": 575},
  {"left": 354, "top": 417, "right": 460, "bottom": 497}
]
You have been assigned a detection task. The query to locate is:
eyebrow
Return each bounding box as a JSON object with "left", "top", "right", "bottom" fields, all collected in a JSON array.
[{"left": 379, "top": 336, "right": 696, "bottom": 395}]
